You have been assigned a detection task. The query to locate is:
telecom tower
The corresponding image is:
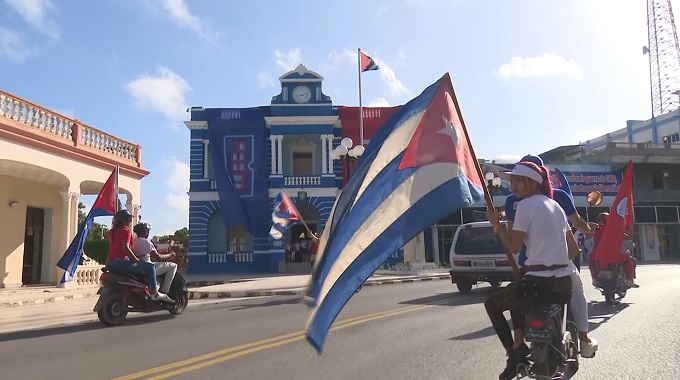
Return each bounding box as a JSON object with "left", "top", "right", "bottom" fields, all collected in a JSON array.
[{"left": 644, "top": 0, "right": 680, "bottom": 120}]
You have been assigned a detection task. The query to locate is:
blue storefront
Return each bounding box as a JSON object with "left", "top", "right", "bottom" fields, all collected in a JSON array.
[{"left": 185, "top": 64, "right": 403, "bottom": 274}]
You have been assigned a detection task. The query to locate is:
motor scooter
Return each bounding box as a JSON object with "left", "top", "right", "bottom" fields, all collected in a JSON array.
[{"left": 93, "top": 266, "right": 189, "bottom": 326}]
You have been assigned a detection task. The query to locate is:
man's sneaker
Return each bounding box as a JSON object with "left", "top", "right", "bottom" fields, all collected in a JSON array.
[
  {"left": 499, "top": 343, "right": 529, "bottom": 380},
  {"left": 580, "top": 337, "right": 598, "bottom": 358}
]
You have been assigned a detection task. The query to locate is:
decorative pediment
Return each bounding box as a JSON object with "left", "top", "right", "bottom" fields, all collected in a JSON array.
[
  {"left": 289, "top": 137, "right": 317, "bottom": 150},
  {"left": 279, "top": 64, "right": 324, "bottom": 82}
]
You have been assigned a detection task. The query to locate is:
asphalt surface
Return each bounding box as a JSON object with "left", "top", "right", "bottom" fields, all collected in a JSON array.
[{"left": 0, "top": 264, "right": 677, "bottom": 380}]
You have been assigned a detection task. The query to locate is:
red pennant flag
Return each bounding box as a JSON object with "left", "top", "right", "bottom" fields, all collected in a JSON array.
[{"left": 591, "top": 160, "right": 633, "bottom": 268}]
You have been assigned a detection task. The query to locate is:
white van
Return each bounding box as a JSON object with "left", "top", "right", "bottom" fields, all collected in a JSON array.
[{"left": 448, "top": 221, "right": 516, "bottom": 293}]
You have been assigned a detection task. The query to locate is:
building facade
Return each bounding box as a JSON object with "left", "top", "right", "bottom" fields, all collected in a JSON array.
[
  {"left": 540, "top": 111, "right": 680, "bottom": 261},
  {"left": 0, "top": 90, "right": 149, "bottom": 287},
  {"left": 185, "top": 65, "right": 409, "bottom": 274}
]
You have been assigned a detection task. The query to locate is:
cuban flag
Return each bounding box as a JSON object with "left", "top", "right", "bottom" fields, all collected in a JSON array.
[
  {"left": 269, "top": 191, "right": 302, "bottom": 241},
  {"left": 57, "top": 167, "right": 117, "bottom": 283},
  {"left": 304, "top": 73, "right": 486, "bottom": 353},
  {"left": 359, "top": 50, "right": 380, "bottom": 72}
]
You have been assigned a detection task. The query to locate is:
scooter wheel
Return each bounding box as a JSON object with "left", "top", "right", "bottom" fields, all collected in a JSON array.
[
  {"left": 97, "top": 293, "right": 128, "bottom": 326},
  {"left": 169, "top": 292, "right": 189, "bottom": 316}
]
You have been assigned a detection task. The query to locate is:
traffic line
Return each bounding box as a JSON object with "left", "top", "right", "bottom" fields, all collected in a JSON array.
[{"left": 113, "top": 299, "right": 452, "bottom": 380}]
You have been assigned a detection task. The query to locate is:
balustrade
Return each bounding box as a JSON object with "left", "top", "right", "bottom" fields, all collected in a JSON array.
[{"left": 0, "top": 90, "right": 142, "bottom": 167}]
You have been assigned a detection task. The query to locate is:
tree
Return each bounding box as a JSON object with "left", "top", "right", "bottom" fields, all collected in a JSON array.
[{"left": 78, "top": 202, "right": 87, "bottom": 227}]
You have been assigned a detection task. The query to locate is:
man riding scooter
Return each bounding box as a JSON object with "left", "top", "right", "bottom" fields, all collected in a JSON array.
[{"left": 132, "top": 223, "right": 178, "bottom": 303}]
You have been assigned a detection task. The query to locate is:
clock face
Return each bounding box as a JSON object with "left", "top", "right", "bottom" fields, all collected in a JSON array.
[{"left": 292, "top": 85, "right": 312, "bottom": 104}]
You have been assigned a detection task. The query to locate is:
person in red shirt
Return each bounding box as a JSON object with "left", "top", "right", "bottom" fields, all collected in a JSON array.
[
  {"left": 105, "top": 210, "right": 171, "bottom": 303},
  {"left": 309, "top": 231, "right": 320, "bottom": 269}
]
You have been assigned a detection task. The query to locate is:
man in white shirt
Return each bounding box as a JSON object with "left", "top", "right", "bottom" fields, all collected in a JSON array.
[{"left": 132, "top": 223, "right": 178, "bottom": 297}]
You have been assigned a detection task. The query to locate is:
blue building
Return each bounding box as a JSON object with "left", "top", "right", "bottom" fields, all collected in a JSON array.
[{"left": 184, "top": 64, "right": 404, "bottom": 274}]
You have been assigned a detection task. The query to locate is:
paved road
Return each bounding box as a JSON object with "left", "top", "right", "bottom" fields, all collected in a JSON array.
[{"left": 0, "top": 265, "right": 678, "bottom": 380}]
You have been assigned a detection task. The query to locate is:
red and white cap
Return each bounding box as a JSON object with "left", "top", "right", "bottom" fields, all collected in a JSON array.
[{"left": 500, "top": 163, "right": 544, "bottom": 184}]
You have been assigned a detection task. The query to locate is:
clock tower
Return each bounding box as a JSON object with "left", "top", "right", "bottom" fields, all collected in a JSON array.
[{"left": 270, "top": 63, "right": 332, "bottom": 117}]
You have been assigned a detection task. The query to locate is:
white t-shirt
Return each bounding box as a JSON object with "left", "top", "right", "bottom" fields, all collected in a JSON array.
[
  {"left": 512, "top": 194, "right": 574, "bottom": 278},
  {"left": 132, "top": 237, "right": 155, "bottom": 263}
]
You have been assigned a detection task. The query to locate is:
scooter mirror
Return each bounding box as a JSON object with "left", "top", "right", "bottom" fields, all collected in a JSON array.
[{"left": 586, "top": 191, "right": 603, "bottom": 206}]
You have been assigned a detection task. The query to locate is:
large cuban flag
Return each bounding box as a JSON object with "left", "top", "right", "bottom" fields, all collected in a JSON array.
[{"left": 304, "top": 73, "right": 486, "bottom": 353}]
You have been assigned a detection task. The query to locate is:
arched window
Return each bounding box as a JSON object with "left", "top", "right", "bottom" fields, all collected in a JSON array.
[{"left": 227, "top": 226, "right": 252, "bottom": 252}]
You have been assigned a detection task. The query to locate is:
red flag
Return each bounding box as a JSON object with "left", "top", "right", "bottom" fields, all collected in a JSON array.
[
  {"left": 359, "top": 51, "right": 380, "bottom": 72},
  {"left": 591, "top": 160, "right": 633, "bottom": 268},
  {"left": 92, "top": 167, "right": 117, "bottom": 214}
]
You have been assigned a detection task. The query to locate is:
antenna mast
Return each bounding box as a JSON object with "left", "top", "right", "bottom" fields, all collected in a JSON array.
[{"left": 645, "top": 0, "right": 680, "bottom": 118}]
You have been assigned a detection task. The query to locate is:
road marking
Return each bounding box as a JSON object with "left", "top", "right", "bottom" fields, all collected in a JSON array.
[{"left": 113, "top": 299, "right": 452, "bottom": 380}]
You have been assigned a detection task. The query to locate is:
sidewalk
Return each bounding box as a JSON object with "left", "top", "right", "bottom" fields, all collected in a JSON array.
[{"left": 0, "top": 270, "right": 452, "bottom": 308}]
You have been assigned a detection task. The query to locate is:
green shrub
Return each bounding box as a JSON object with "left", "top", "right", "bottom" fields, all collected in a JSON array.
[{"left": 84, "top": 240, "right": 109, "bottom": 264}]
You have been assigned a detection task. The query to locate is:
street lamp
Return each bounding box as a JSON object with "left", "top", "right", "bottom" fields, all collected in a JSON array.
[
  {"left": 331, "top": 137, "right": 364, "bottom": 181},
  {"left": 484, "top": 171, "right": 502, "bottom": 196}
]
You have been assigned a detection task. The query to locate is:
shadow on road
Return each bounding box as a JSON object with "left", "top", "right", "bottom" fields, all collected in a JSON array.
[
  {"left": 448, "top": 325, "right": 496, "bottom": 342},
  {"left": 399, "top": 286, "right": 498, "bottom": 307},
  {"left": 0, "top": 313, "right": 175, "bottom": 343},
  {"left": 226, "top": 297, "right": 303, "bottom": 311},
  {"left": 587, "top": 300, "right": 631, "bottom": 333}
]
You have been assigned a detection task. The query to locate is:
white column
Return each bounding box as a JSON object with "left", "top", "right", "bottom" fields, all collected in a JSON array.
[
  {"left": 269, "top": 135, "right": 277, "bottom": 175},
  {"left": 431, "top": 226, "right": 440, "bottom": 263},
  {"left": 327, "top": 135, "right": 335, "bottom": 175},
  {"left": 321, "top": 135, "right": 328, "bottom": 174},
  {"left": 276, "top": 135, "right": 284, "bottom": 175}
]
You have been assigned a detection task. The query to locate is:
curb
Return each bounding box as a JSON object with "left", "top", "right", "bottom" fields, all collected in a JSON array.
[
  {"left": 1, "top": 274, "right": 453, "bottom": 306},
  {"left": 0, "top": 292, "right": 99, "bottom": 309},
  {"left": 187, "top": 274, "right": 452, "bottom": 300}
]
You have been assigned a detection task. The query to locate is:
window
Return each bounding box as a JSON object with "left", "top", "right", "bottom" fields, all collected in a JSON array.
[
  {"left": 657, "top": 207, "right": 679, "bottom": 223},
  {"left": 662, "top": 132, "right": 679, "bottom": 144},
  {"left": 652, "top": 172, "right": 664, "bottom": 190},
  {"left": 634, "top": 207, "right": 657, "bottom": 223},
  {"left": 203, "top": 140, "right": 214, "bottom": 179},
  {"left": 227, "top": 226, "right": 252, "bottom": 252},
  {"left": 292, "top": 152, "right": 313, "bottom": 175}
]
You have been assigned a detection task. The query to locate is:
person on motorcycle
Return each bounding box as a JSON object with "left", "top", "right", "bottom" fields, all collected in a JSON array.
[
  {"left": 105, "top": 210, "right": 172, "bottom": 303},
  {"left": 588, "top": 212, "right": 638, "bottom": 288},
  {"left": 132, "top": 223, "right": 178, "bottom": 301},
  {"left": 484, "top": 156, "right": 598, "bottom": 379},
  {"left": 486, "top": 160, "right": 581, "bottom": 380}
]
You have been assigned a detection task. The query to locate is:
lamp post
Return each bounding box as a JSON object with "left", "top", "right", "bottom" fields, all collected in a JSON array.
[
  {"left": 331, "top": 137, "right": 364, "bottom": 184},
  {"left": 484, "top": 171, "right": 503, "bottom": 196}
]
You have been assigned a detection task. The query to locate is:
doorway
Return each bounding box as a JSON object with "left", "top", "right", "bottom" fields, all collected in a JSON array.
[{"left": 22, "top": 207, "right": 45, "bottom": 284}]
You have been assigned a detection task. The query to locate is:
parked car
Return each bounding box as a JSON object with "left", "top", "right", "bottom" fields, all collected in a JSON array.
[{"left": 449, "top": 221, "right": 516, "bottom": 293}]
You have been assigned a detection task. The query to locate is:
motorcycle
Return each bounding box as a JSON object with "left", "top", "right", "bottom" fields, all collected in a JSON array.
[
  {"left": 515, "top": 278, "right": 580, "bottom": 380},
  {"left": 594, "top": 259, "right": 627, "bottom": 305},
  {"left": 93, "top": 266, "right": 189, "bottom": 326}
]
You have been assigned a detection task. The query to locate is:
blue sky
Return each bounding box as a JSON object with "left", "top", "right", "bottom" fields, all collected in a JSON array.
[{"left": 0, "top": 0, "right": 663, "bottom": 234}]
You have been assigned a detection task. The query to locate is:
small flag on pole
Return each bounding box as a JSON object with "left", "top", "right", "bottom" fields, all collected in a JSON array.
[{"left": 269, "top": 191, "right": 302, "bottom": 241}]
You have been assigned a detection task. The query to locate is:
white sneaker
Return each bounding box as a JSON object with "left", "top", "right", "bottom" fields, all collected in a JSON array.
[{"left": 580, "top": 337, "right": 598, "bottom": 358}]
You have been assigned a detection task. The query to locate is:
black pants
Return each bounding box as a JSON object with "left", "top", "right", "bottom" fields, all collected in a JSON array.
[
  {"left": 485, "top": 275, "right": 573, "bottom": 351},
  {"left": 484, "top": 283, "right": 525, "bottom": 351}
]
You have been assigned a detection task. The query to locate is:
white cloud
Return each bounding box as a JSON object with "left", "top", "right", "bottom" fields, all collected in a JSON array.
[
  {"left": 258, "top": 48, "right": 303, "bottom": 89},
  {"left": 326, "top": 49, "right": 355, "bottom": 69},
  {"left": 5, "top": 0, "right": 59, "bottom": 39},
  {"left": 0, "top": 27, "right": 32, "bottom": 62},
  {"left": 149, "top": 0, "right": 218, "bottom": 42},
  {"left": 495, "top": 53, "right": 582, "bottom": 79},
  {"left": 275, "top": 48, "right": 302, "bottom": 71},
  {"left": 376, "top": 59, "right": 411, "bottom": 97},
  {"left": 125, "top": 66, "right": 191, "bottom": 124},
  {"left": 163, "top": 156, "right": 189, "bottom": 220},
  {"left": 368, "top": 97, "right": 390, "bottom": 107}
]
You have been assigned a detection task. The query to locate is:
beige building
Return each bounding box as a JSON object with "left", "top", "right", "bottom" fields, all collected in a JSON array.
[{"left": 0, "top": 90, "right": 149, "bottom": 288}]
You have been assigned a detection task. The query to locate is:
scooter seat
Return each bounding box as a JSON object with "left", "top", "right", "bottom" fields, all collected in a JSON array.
[{"left": 102, "top": 267, "right": 148, "bottom": 283}]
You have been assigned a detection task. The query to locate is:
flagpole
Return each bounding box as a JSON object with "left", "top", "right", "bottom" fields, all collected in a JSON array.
[
  {"left": 358, "top": 48, "right": 364, "bottom": 146},
  {"left": 115, "top": 165, "right": 120, "bottom": 212},
  {"left": 443, "top": 72, "right": 520, "bottom": 281}
]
